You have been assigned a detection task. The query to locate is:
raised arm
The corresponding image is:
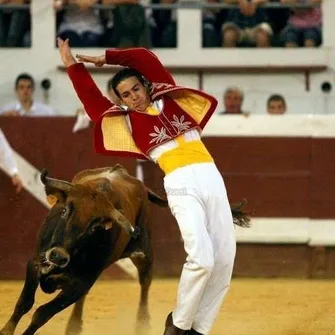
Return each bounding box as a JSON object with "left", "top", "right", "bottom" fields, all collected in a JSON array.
[
  {"left": 58, "top": 38, "right": 113, "bottom": 122},
  {"left": 77, "top": 48, "right": 176, "bottom": 85},
  {"left": 66, "top": 63, "right": 113, "bottom": 122},
  {"left": 105, "top": 48, "right": 175, "bottom": 85}
]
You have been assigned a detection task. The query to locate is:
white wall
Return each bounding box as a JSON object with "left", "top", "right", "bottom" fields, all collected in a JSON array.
[{"left": 0, "top": 0, "right": 334, "bottom": 115}]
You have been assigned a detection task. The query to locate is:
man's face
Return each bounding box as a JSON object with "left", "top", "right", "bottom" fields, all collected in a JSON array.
[
  {"left": 116, "top": 76, "right": 150, "bottom": 112},
  {"left": 224, "top": 91, "right": 243, "bottom": 114},
  {"left": 268, "top": 100, "right": 286, "bottom": 115},
  {"left": 16, "top": 79, "right": 34, "bottom": 103}
]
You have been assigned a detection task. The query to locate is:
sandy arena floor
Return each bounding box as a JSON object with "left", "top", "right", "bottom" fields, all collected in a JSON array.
[{"left": 0, "top": 278, "right": 335, "bottom": 335}]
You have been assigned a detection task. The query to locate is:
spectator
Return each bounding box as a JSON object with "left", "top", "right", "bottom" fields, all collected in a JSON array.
[
  {"left": 0, "top": 128, "right": 23, "bottom": 193},
  {"left": 101, "top": 0, "right": 151, "bottom": 48},
  {"left": 0, "top": 73, "right": 55, "bottom": 116},
  {"left": 219, "top": 87, "right": 246, "bottom": 114},
  {"left": 0, "top": 0, "right": 31, "bottom": 47},
  {"left": 202, "top": 0, "right": 221, "bottom": 47},
  {"left": 267, "top": 94, "right": 287, "bottom": 114},
  {"left": 222, "top": 0, "right": 273, "bottom": 48},
  {"left": 281, "top": 0, "right": 322, "bottom": 47},
  {"left": 151, "top": 0, "right": 177, "bottom": 48},
  {"left": 55, "top": 0, "right": 104, "bottom": 47},
  {"left": 266, "top": 0, "right": 290, "bottom": 46}
]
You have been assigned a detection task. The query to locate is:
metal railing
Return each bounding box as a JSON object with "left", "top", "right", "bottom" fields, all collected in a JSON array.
[
  {"left": 94, "top": 1, "right": 321, "bottom": 10},
  {"left": 0, "top": 2, "right": 320, "bottom": 11},
  {"left": 0, "top": 4, "right": 30, "bottom": 10}
]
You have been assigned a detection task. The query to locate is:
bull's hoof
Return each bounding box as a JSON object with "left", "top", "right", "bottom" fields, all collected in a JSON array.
[
  {"left": 0, "top": 323, "right": 15, "bottom": 335},
  {"left": 131, "top": 226, "right": 141, "bottom": 239},
  {"left": 65, "top": 322, "right": 82, "bottom": 335}
]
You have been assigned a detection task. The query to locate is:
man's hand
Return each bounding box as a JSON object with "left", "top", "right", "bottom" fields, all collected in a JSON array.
[
  {"left": 12, "top": 174, "right": 23, "bottom": 193},
  {"left": 57, "top": 37, "right": 77, "bottom": 68},
  {"left": 76, "top": 54, "right": 106, "bottom": 67}
]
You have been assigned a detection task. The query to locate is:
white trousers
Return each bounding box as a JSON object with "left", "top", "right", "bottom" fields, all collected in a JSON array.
[{"left": 163, "top": 162, "right": 236, "bottom": 334}]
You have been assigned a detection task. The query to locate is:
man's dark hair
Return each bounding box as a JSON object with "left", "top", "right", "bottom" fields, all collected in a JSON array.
[
  {"left": 107, "top": 78, "right": 113, "bottom": 92},
  {"left": 111, "top": 68, "right": 151, "bottom": 98},
  {"left": 15, "top": 73, "right": 35, "bottom": 90},
  {"left": 267, "top": 94, "right": 286, "bottom": 107}
]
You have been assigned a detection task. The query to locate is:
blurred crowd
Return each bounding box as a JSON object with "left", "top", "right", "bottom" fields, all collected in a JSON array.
[{"left": 0, "top": 0, "right": 322, "bottom": 48}]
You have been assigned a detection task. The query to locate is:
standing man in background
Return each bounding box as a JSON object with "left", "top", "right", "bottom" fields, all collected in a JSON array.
[{"left": 0, "top": 129, "right": 23, "bottom": 193}]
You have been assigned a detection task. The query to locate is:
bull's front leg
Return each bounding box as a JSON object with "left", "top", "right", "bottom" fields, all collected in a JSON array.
[
  {"left": 21, "top": 283, "right": 92, "bottom": 335},
  {"left": 65, "top": 294, "right": 87, "bottom": 335},
  {"left": 0, "top": 260, "right": 39, "bottom": 335}
]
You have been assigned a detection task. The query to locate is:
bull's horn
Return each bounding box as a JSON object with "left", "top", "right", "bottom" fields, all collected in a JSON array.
[
  {"left": 40, "top": 169, "right": 73, "bottom": 194},
  {"left": 108, "top": 208, "right": 135, "bottom": 236}
]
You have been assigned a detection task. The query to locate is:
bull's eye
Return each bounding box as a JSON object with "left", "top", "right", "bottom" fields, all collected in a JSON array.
[
  {"left": 60, "top": 203, "right": 73, "bottom": 219},
  {"left": 61, "top": 204, "right": 71, "bottom": 219},
  {"left": 89, "top": 218, "right": 102, "bottom": 234}
]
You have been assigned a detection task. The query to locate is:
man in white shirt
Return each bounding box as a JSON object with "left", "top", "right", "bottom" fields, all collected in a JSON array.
[
  {"left": 0, "top": 129, "right": 23, "bottom": 193},
  {"left": 0, "top": 73, "right": 55, "bottom": 116}
]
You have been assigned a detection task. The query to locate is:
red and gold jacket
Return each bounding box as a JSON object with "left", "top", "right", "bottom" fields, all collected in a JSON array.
[{"left": 67, "top": 48, "right": 218, "bottom": 160}]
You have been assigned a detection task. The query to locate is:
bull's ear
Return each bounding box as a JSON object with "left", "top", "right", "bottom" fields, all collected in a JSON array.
[
  {"left": 41, "top": 169, "right": 72, "bottom": 205},
  {"left": 46, "top": 194, "right": 57, "bottom": 207},
  {"left": 45, "top": 191, "right": 66, "bottom": 207}
]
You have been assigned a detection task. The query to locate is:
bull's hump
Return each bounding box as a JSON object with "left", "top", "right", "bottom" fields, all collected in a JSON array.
[{"left": 72, "top": 165, "right": 128, "bottom": 185}]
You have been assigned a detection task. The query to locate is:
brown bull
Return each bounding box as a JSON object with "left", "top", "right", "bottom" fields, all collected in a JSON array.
[{"left": 0, "top": 164, "right": 249, "bottom": 335}]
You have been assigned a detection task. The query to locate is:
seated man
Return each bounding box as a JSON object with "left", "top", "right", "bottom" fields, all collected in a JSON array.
[
  {"left": 101, "top": 0, "right": 151, "bottom": 48},
  {"left": 222, "top": 0, "right": 273, "bottom": 47},
  {"left": 55, "top": 0, "right": 105, "bottom": 48},
  {"left": 0, "top": 0, "right": 31, "bottom": 47},
  {"left": 281, "top": 0, "right": 322, "bottom": 48},
  {"left": 0, "top": 73, "right": 55, "bottom": 116}
]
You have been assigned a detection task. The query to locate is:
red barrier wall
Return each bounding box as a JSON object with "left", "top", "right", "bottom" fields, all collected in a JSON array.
[{"left": 1, "top": 118, "right": 335, "bottom": 279}]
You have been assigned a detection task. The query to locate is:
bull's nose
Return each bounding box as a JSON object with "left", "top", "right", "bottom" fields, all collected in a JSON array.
[{"left": 47, "top": 247, "right": 70, "bottom": 268}]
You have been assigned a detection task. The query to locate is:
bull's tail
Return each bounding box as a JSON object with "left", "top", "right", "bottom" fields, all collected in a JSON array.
[
  {"left": 231, "top": 199, "right": 251, "bottom": 228},
  {"left": 147, "top": 188, "right": 251, "bottom": 227},
  {"left": 147, "top": 188, "right": 169, "bottom": 207}
]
